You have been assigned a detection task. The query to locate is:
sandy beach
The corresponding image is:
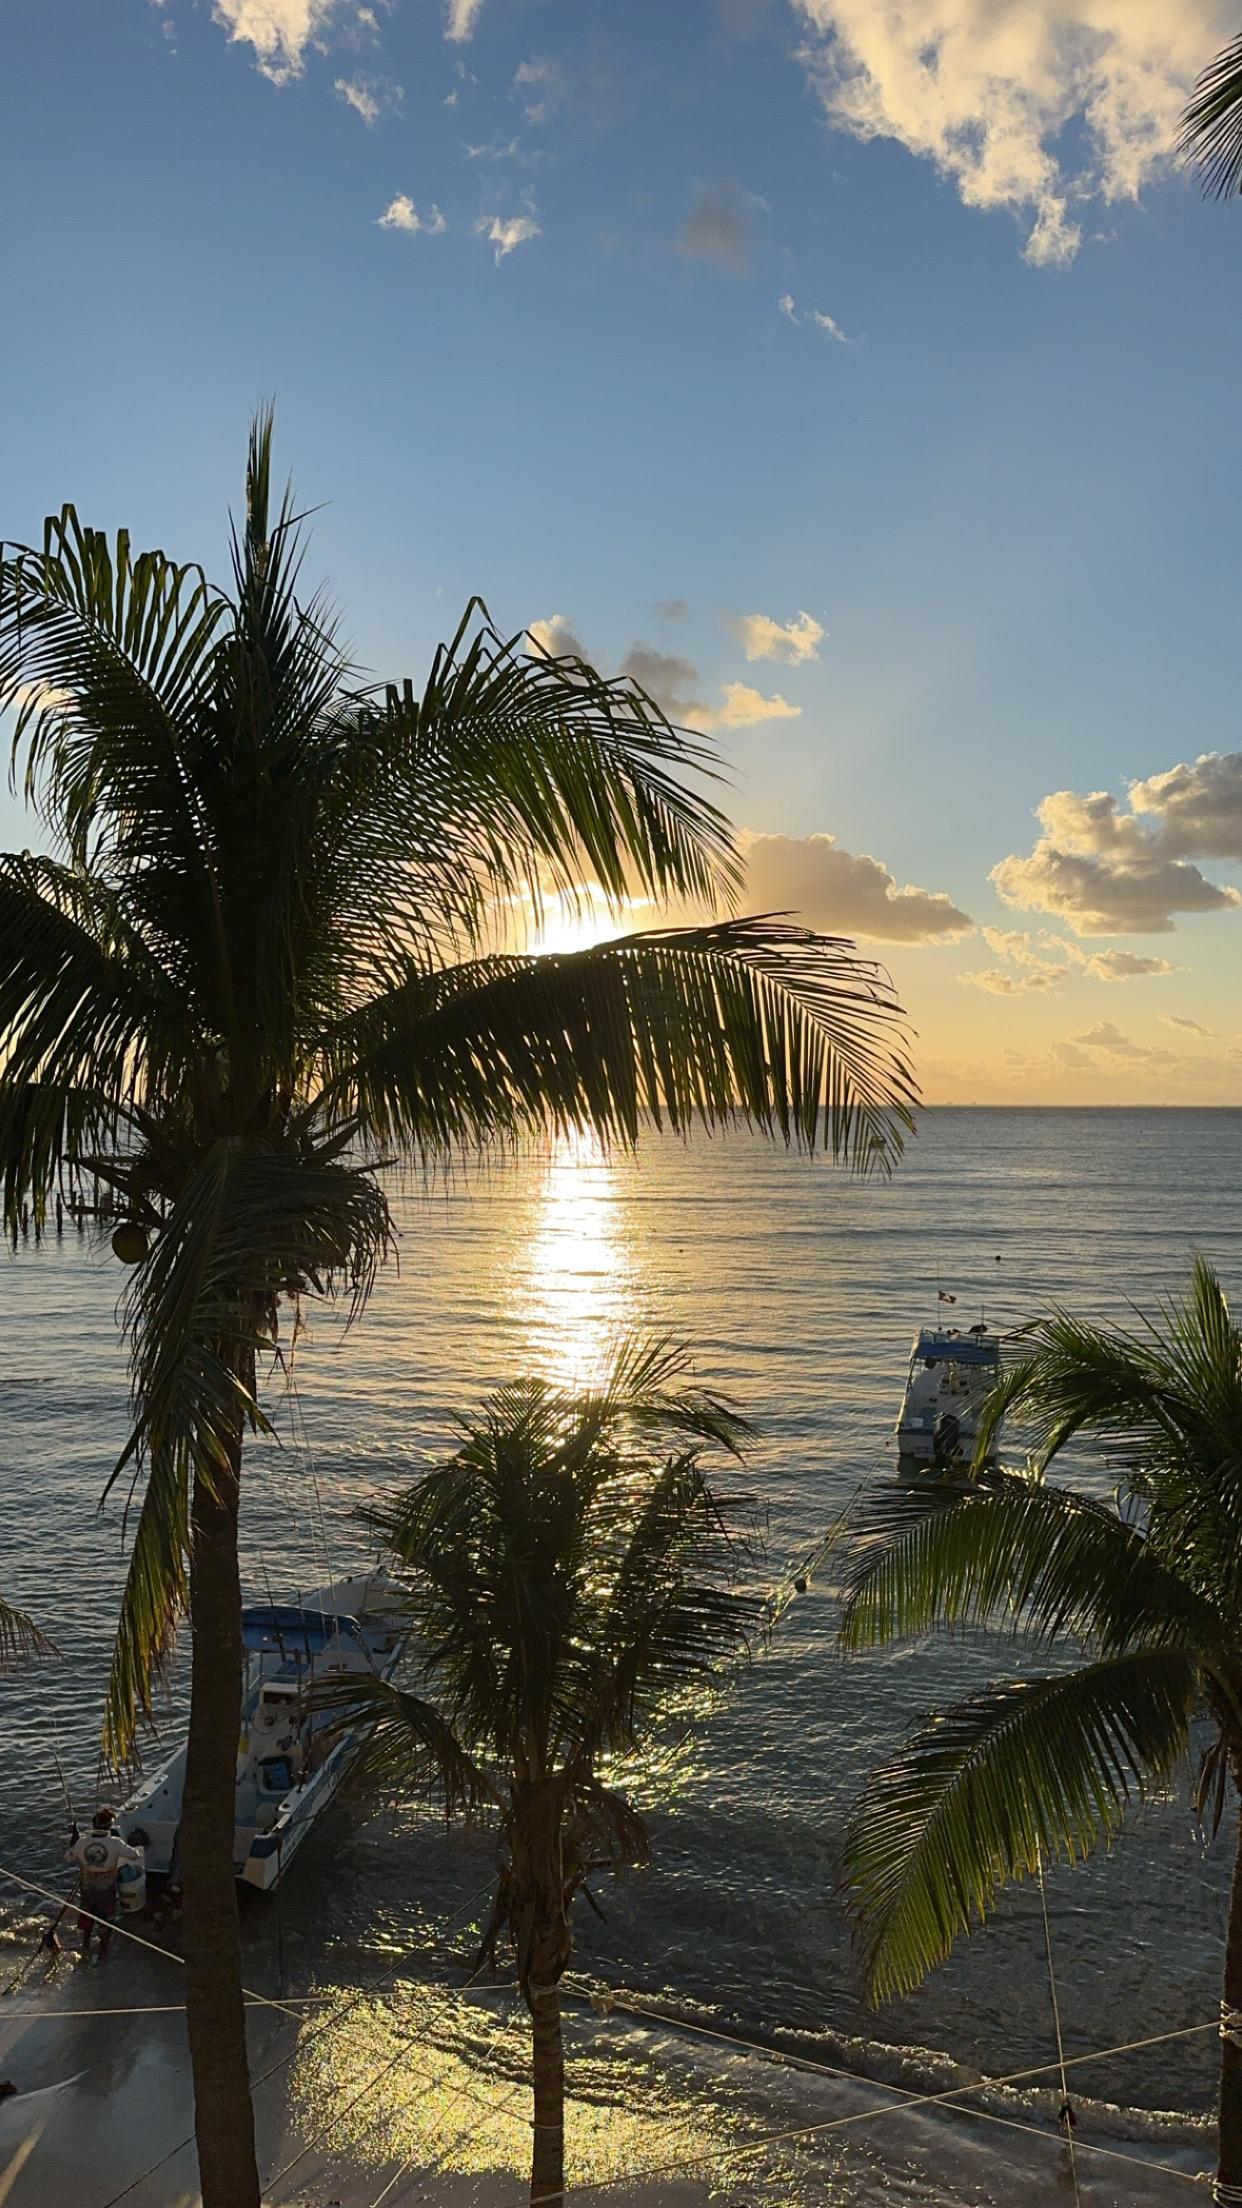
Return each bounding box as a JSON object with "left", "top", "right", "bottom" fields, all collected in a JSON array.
[{"left": 0, "top": 1891, "right": 1216, "bottom": 2208}]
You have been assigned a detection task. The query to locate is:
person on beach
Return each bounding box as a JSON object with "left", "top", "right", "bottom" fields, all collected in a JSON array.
[{"left": 65, "top": 1807, "right": 142, "bottom": 1960}]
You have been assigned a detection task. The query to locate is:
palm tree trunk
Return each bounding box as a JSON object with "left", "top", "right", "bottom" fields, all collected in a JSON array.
[
  {"left": 529, "top": 1968, "right": 565, "bottom": 2208},
  {"left": 1218, "top": 1792, "right": 1242, "bottom": 2203},
  {"left": 181, "top": 1434, "right": 261, "bottom": 2208}
]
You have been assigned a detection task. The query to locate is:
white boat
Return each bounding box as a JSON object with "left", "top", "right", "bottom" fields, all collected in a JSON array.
[
  {"left": 118, "top": 1571, "right": 405, "bottom": 1893},
  {"left": 896, "top": 1322, "right": 1002, "bottom": 1471}
]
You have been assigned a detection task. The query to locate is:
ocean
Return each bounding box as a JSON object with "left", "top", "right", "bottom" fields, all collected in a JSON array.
[{"left": 1, "top": 1107, "right": 1239, "bottom": 2206}]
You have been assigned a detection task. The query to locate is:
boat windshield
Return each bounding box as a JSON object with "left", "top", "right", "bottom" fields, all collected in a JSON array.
[{"left": 241, "top": 1605, "right": 363, "bottom": 1653}]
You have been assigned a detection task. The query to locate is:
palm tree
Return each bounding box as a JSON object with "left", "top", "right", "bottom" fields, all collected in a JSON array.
[
  {"left": 0, "top": 412, "right": 915, "bottom": 2208},
  {"left": 323, "top": 1337, "right": 762, "bottom": 2208},
  {"left": 1180, "top": 32, "right": 1242, "bottom": 198},
  {"left": 838, "top": 1259, "right": 1242, "bottom": 2201}
]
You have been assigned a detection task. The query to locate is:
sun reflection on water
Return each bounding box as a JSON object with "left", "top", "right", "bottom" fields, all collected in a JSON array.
[{"left": 517, "top": 1127, "right": 636, "bottom": 1387}]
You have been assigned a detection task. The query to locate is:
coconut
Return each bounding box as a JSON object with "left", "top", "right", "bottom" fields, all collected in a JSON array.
[{"left": 111, "top": 1221, "right": 149, "bottom": 1265}]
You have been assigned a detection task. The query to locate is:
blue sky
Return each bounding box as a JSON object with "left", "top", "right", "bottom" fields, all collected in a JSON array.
[{"left": 4, "top": 0, "right": 1242, "bottom": 1100}]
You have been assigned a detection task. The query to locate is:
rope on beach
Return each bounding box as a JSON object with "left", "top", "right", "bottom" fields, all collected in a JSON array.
[
  {"left": 554, "top": 1967, "right": 1207, "bottom": 2197},
  {"left": 1037, "top": 1848, "right": 1083, "bottom": 2208},
  {"left": 0, "top": 1998, "right": 330, "bottom": 2019},
  {"left": 0, "top": 1863, "right": 308, "bottom": 2025},
  {"left": 479, "top": 2014, "right": 1225, "bottom": 2208}
]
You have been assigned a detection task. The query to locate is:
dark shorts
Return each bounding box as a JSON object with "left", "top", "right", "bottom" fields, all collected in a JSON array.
[{"left": 78, "top": 1886, "right": 117, "bottom": 1933}]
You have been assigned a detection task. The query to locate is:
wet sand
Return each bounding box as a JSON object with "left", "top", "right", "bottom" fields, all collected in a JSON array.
[{"left": 0, "top": 1913, "right": 1215, "bottom": 2208}]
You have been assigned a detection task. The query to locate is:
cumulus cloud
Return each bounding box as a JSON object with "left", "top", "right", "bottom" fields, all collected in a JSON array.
[
  {"left": 528, "top": 622, "right": 807, "bottom": 733},
  {"left": 1128, "top": 751, "right": 1242, "bottom": 860},
  {"left": 1162, "top": 1013, "right": 1214, "bottom": 1037},
  {"left": 335, "top": 74, "right": 402, "bottom": 123},
  {"left": 790, "top": 0, "right": 1231, "bottom": 268},
  {"left": 378, "top": 196, "right": 447, "bottom": 234},
  {"left": 740, "top": 830, "right": 972, "bottom": 941},
  {"left": 779, "top": 293, "right": 851, "bottom": 340},
  {"left": 992, "top": 768, "right": 1242, "bottom": 935},
  {"left": 211, "top": 0, "right": 345, "bottom": 81},
  {"left": 620, "top": 645, "right": 709, "bottom": 725},
  {"left": 677, "top": 179, "right": 765, "bottom": 274},
  {"left": 476, "top": 213, "right": 541, "bottom": 259},
  {"left": 527, "top": 614, "right": 588, "bottom": 660},
  {"left": 1070, "top": 1021, "right": 1177, "bottom": 1066},
  {"left": 710, "top": 682, "right": 800, "bottom": 728},
  {"left": 730, "top": 610, "right": 824, "bottom": 665}
]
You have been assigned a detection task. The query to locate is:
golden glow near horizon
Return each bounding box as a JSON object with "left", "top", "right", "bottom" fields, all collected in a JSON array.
[{"left": 517, "top": 1126, "right": 634, "bottom": 1387}]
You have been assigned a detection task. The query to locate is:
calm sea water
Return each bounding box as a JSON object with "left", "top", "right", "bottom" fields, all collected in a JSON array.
[{"left": 1, "top": 1107, "right": 1239, "bottom": 2204}]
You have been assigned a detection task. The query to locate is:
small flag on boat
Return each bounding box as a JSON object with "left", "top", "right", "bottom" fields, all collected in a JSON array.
[{"left": 938, "top": 1289, "right": 957, "bottom": 1303}]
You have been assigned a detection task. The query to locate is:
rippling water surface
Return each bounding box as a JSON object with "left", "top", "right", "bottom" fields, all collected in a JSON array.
[{"left": 1, "top": 1108, "right": 1240, "bottom": 2204}]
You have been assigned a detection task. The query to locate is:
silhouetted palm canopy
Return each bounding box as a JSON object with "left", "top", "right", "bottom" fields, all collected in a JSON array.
[
  {"left": 1180, "top": 32, "right": 1242, "bottom": 198},
  {"left": 839, "top": 1259, "right": 1242, "bottom": 2003},
  {"left": 324, "top": 1337, "right": 763, "bottom": 2205},
  {"left": 0, "top": 415, "right": 915, "bottom": 1763}
]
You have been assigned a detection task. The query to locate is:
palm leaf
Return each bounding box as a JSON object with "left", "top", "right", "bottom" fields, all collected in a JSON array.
[
  {"left": 310, "top": 1668, "right": 496, "bottom": 1816},
  {"left": 843, "top": 1648, "right": 1201, "bottom": 2002},
  {"left": 319, "top": 919, "right": 916, "bottom": 1172},
  {"left": 1179, "top": 33, "right": 1242, "bottom": 199},
  {"left": 0, "top": 1592, "right": 54, "bottom": 1672},
  {"left": 839, "top": 1472, "right": 1226, "bottom": 1659}
]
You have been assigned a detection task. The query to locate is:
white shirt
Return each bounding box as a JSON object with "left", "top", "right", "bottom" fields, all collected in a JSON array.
[{"left": 66, "top": 1830, "right": 143, "bottom": 1889}]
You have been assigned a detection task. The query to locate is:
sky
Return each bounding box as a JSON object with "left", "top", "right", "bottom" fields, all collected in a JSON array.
[{"left": 3, "top": 0, "right": 1242, "bottom": 1104}]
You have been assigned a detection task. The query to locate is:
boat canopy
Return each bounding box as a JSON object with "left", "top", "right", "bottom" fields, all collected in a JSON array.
[
  {"left": 241, "top": 1605, "right": 363, "bottom": 1653},
  {"left": 914, "top": 1329, "right": 999, "bottom": 1367}
]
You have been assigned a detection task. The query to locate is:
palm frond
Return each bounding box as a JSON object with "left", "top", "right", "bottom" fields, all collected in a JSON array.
[
  {"left": 320, "top": 919, "right": 916, "bottom": 1172},
  {"left": 839, "top": 1472, "right": 1225, "bottom": 1659},
  {"left": 310, "top": 1668, "right": 496, "bottom": 1815},
  {"left": 973, "top": 1262, "right": 1242, "bottom": 1614},
  {"left": 1179, "top": 33, "right": 1242, "bottom": 199},
  {"left": 0, "top": 853, "right": 186, "bottom": 1237},
  {"left": 0, "top": 1592, "right": 54, "bottom": 1672},
  {"left": 0, "top": 508, "right": 226, "bottom": 878},
  {"left": 843, "top": 1648, "right": 1201, "bottom": 2002},
  {"left": 395, "top": 597, "right": 740, "bottom": 916}
]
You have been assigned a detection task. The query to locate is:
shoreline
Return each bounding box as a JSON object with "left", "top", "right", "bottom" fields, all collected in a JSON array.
[{"left": 0, "top": 1914, "right": 1215, "bottom": 2208}]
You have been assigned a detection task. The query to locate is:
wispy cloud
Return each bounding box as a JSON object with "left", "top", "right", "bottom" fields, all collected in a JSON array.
[
  {"left": 445, "top": 0, "right": 486, "bottom": 40},
  {"left": 1069, "top": 1021, "right": 1177, "bottom": 1066},
  {"left": 475, "top": 212, "right": 541, "bottom": 259},
  {"left": 335, "top": 74, "right": 402, "bottom": 124},
  {"left": 1162, "top": 1013, "right": 1215, "bottom": 1037},
  {"left": 779, "top": 292, "right": 850, "bottom": 341},
  {"left": 730, "top": 609, "right": 824, "bottom": 665},
  {"left": 789, "top": 0, "right": 1231, "bottom": 269},
  {"left": 378, "top": 195, "right": 447, "bottom": 234}
]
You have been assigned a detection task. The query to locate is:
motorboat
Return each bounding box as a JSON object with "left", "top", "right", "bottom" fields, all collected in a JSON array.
[
  {"left": 118, "top": 1570, "right": 405, "bottom": 1893},
  {"left": 896, "top": 1322, "right": 1002, "bottom": 1472}
]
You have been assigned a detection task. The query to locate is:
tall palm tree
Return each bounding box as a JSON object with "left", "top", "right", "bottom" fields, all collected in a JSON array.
[
  {"left": 838, "top": 1259, "right": 1242, "bottom": 2202},
  {"left": 0, "top": 413, "right": 915, "bottom": 2208},
  {"left": 1180, "top": 32, "right": 1242, "bottom": 198},
  {"left": 324, "top": 1337, "right": 762, "bottom": 2208}
]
